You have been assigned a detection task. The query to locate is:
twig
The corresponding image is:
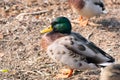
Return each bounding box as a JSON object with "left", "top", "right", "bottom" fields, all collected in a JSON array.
[
  {"left": 87, "top": 32, "right": 94, "bottom": 40},
  {"left": 19, "top": 10, "right": 49, "bottom": 15},
  {"left": 87, "top": 27, "right": 97, "bottom": 40},
  {"left": 71, "top": 20, "right": 79, "bottom": 24},
  {"left": 0, "top": 39, "right": 20, "bottom": 42},
  {"left": 16, "top": 10, "right": 49, "bottom": 21}
]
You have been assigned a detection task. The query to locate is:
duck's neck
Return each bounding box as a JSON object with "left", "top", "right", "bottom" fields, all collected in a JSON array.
[
  {"left": 46, "top": 32, "right": 67, "bottom": 42},
  {"left": 41, "top": 32, "right": 68, "bottom": 50}
]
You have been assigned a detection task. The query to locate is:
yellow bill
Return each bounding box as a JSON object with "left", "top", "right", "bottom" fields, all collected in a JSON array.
[
  {"left": 0, "top": 69, "right": 9, "bottom": 72},
  {"left": 40, "top": 26, "right": 53, "bottom": 34}
]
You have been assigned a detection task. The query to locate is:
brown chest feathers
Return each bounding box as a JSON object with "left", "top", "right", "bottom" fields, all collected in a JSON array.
[
  {"left": 40, "top": 32, "right": 67, "bottom": 51},
  {"left": 69, "top": 0, "right": 85, "bottom": 10}
]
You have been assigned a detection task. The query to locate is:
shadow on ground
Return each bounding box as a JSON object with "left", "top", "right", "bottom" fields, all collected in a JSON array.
[{"left": 97, "top": 18, "right": 120, "bottom": 32}]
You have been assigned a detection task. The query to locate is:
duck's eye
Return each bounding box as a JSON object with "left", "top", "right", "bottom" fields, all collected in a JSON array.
[
  {"left": 53, "top": 27, "right": 58, "bottom": 32},
  {"left": 51, "top": 21, "right": 58, "bottom": 26}
]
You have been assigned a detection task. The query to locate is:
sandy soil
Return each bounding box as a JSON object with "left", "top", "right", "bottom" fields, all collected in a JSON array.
[{"left": 0, "top": 0, "right": 120, "bottom": 80}]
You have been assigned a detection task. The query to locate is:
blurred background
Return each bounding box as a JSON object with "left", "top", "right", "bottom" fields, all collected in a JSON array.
[{"left": 0, "top": 0, "right": 120, "bottom": 80}]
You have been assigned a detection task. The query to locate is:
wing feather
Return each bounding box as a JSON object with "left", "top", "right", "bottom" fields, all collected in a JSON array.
[{"left": 53, "top": 32, "right": 115, "bottom": 64}]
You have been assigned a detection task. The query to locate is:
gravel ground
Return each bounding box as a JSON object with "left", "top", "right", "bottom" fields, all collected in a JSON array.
[{"left": 0, "top": 0, "right": 120, "bottom": 80}]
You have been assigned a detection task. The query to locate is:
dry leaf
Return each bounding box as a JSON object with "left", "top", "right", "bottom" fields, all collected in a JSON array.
[
  {"left": 0, "top": 8, "right": 6, "bottom": 17},
  {"left": 23, "top": 0, "right": 37, "bottom": 6},
  {"left": 0, "top": 52, "right": 4, "bottom": 61},
  {"left": 0, "top": 33, "right": 3, "bottom": 39},
  {"left": 0, "top": 52, "right": 4, "bottom": 58}
]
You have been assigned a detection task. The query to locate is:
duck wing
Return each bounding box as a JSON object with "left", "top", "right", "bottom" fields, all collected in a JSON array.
[
  {"left": 54, "top": 32, "right": 115, "bottom": 65},
  {"left": 92, "top": 0, "right": 105, "bottom": 10},
  {"left": 73, "top": 32, "right": 115, "bottom": 62}
]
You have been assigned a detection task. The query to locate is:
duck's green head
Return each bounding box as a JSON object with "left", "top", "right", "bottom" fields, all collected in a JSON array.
[{"left": 40, "top": 17, "right": 72, "bottom": 34}]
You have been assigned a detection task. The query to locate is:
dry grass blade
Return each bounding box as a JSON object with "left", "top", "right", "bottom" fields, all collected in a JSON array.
[
  {"left": 16, "top": 10, "right": 49, "bottom": 20},
  {"left": 0, "top": 33, "right": 3, "bottom": 39}
]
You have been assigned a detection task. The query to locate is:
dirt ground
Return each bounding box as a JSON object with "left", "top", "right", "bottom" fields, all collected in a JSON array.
[{"left": 0, "top": 0, "right": 120, "bottom": 80}]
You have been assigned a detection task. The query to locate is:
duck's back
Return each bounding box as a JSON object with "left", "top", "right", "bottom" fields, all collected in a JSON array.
[{"left": 46, "top": 32, "right": 114, "bottom": 70}]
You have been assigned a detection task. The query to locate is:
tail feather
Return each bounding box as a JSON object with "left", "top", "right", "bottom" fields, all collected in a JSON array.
[
  {"left": 103, "top": 10, "right": 108, "bottom": 14},
  {"left": 89, "top": 42, "right": 115, "bottom": 63},
  {"left": 98, "top": 62, "right": 115, "bottom": 67}
]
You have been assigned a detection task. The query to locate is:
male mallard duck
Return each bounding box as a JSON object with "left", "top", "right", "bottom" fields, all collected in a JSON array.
[
  {"left": 69, "top": 0, "right": 107, "bottom": 26},
  {"left": 40, "top": 17, "right": 114, "bottom": 78},
  {"left": 100, "top": 64, "right": 120, "bottom": 80}
]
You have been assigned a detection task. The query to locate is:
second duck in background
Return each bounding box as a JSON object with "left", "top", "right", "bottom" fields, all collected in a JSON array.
[{"left": 69, "top": 0, "right": 107, "bottom": 26}]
